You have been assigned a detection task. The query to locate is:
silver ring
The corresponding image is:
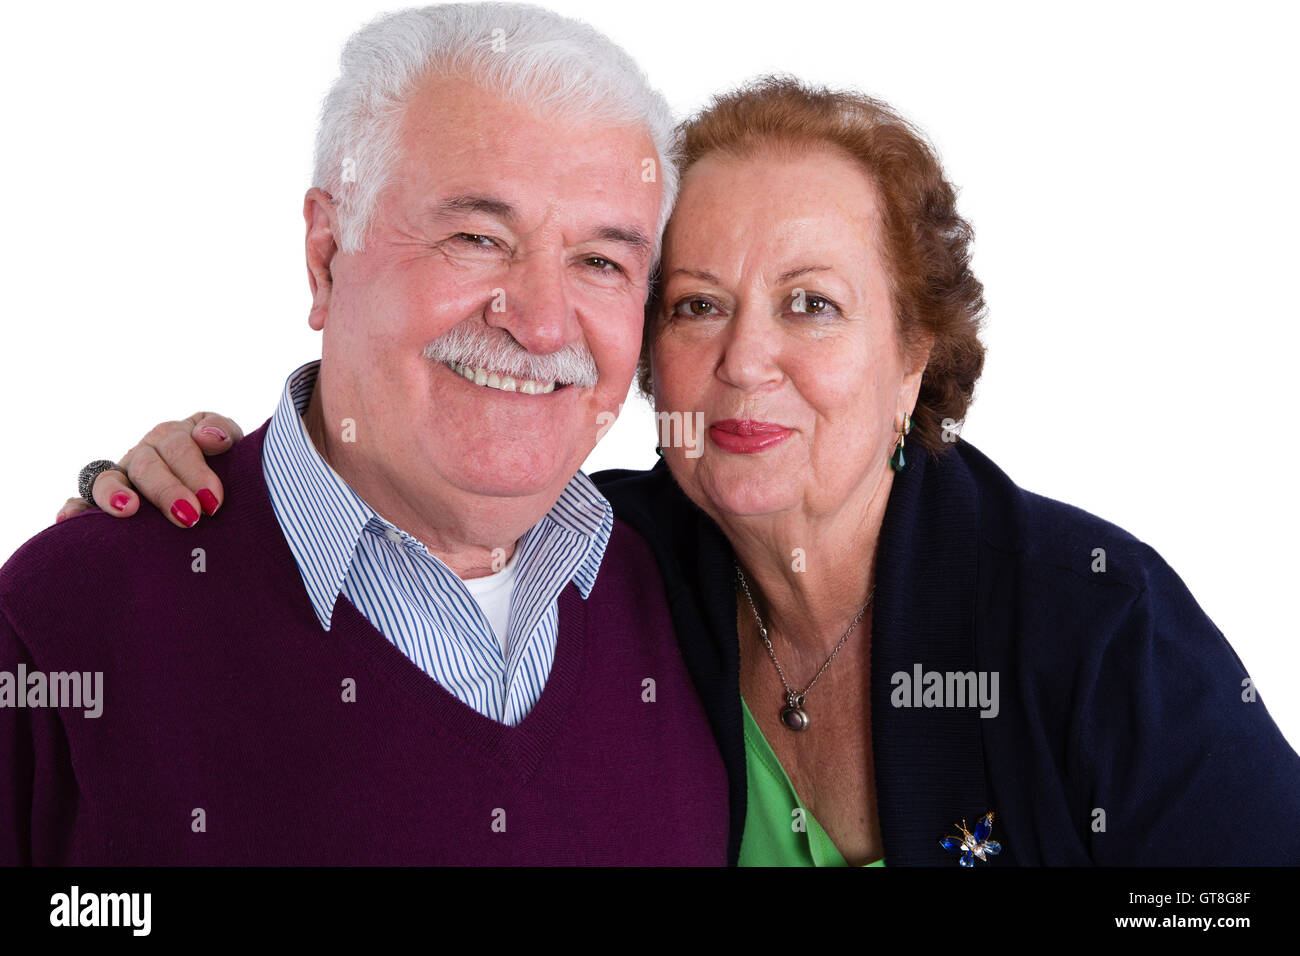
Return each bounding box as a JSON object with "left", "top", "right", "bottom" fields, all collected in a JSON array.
[{"left": 78, "top": 460, "right": 123, "bottom": 505}]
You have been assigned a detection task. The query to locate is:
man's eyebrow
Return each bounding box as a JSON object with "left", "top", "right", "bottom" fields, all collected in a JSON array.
[
  {"left": 425, "top": 200, "right": 649, "bottom": 257},
  {"left": 777, "top": 265, "right": 832, "bottom": 283},
  {"left": 595, "top": 225, "right": 653, "bottom": 260},
  {"left": 426, "top": 194, "right": 517, "bottom": 220}
]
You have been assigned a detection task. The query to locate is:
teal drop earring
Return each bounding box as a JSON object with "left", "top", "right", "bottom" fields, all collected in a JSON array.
[{"left": 889, "top": 412, "right": 912, "bottom": 472}]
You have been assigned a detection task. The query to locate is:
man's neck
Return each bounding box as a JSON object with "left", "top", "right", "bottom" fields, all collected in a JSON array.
[{"left": 301, "top": 379, "right": 557, "bottom": 579}]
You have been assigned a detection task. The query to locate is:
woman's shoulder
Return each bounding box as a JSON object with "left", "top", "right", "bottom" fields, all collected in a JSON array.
[
  {"left": 591, "top": 460, "right": 704, "bottom": 551},
  {"left": 591, "top": 460, "right": 675, "bottom": 507},
  {"left": 951, "top": 442, "right": 1300, "bottom": 864},
  {"left": 946, "top": 440, "right": 1233, "bottom": 696},
  {"left": 950, "top": 439, "right": 1175, "bottom": 602}
]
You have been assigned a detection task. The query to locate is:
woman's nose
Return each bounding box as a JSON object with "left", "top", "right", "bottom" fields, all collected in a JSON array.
[{"left": 716, "top": 306, "right": 783, "bottom": 391}]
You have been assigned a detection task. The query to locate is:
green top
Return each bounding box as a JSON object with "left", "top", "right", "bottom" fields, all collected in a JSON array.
[{"left": 738, "top": 696, "right": 886, "bottom": 867}]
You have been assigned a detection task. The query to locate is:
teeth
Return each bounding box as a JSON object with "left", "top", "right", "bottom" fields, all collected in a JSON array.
[{"left": 447, "top": 361, "right": 557, "bottom": 394}]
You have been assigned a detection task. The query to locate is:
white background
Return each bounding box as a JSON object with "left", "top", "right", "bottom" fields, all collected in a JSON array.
[{"left": 2, "top": 1, "right": 1297, "bottom": 747}]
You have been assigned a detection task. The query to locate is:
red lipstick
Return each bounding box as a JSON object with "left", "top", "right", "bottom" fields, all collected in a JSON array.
[{"left": 708, "top": 419, "right": 792, "bottom": 454}]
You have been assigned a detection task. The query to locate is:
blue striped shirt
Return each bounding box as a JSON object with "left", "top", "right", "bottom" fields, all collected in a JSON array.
[{"left": 261, "top": 360, "right": 614, "bottom": 726}]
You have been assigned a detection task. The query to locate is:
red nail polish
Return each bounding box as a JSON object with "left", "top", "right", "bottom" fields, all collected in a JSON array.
[
  {"left": 171, "top": 500, "right": 199, "bottom": 527},
  {"left": 196, "top": 488, "right": 219, "bottom": 516},
  {"left": 55, "top": 513, "right": 66, "bottom": 524},
  {"left": 110, "top": 492, "right": 130, "bottom": 511},
  {"left": 200, "top": 426, "right": 229, "bottom": 442}
]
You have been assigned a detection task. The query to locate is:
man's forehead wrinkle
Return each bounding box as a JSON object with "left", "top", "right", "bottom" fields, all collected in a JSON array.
[{"left": 392, "top": 87, "right": 659, "bottom": 263}]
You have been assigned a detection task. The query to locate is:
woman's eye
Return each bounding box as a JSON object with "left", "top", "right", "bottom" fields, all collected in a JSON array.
[
  {"left": 792, "top": 293, "right": 838, "bottom": 315},
  {"left": 673, "top": 298, "right": 719, "bottom": 318}
]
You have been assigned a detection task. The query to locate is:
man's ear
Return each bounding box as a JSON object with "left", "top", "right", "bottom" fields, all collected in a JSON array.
[{"left": 304, "top": 188, "right": 338, "bottom": 331}]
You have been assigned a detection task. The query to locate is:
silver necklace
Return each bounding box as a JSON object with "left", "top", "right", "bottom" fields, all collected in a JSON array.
[{"left": 735, "top": 564, "right": 876, "bottom": 733}]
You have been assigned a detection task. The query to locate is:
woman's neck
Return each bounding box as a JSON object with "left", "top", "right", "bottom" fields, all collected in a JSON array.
[{"left": 720, "top": 468, "right": 895, "bottom": 663}]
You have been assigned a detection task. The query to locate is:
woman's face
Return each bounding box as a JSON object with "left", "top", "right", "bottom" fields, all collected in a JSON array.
[{"left": 651, "top": 147, "right": 929, "bottom": 525}]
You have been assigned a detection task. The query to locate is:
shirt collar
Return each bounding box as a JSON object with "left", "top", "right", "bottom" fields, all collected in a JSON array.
[{"left": 262, "top": 360, "right": 613, "bottom": 631}]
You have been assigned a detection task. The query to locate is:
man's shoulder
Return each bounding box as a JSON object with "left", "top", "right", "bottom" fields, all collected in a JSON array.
[
  {"left": 1, "top": 506, "right": 177, "bottom": 608},
  {"left": 0, "top": 420, "right": 277, "bottom": 646},
  {"left": 592, "top": 512, "right": 659, "bottom": 585}
]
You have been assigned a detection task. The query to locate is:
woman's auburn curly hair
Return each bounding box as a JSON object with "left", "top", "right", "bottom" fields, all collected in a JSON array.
[{"left": 638, "top": 75, "right": 987, "bottom": 458}]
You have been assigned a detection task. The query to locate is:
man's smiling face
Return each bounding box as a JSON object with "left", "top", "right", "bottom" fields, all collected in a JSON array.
[{"left": 311, "top": 76, "right": 661, "bottom": 504}]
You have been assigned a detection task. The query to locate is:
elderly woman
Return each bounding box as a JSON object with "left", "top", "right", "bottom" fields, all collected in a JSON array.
[{"left": 59, "top": 77, "right": 1300, "bottom": 866}]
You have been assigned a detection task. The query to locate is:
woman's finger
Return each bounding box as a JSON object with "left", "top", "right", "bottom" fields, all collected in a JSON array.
[
  {"left": 55, "top": 497, "right": 92, "bottom": 524},
  {"left": 121, "top": 440, "right": 204, "bottom": 528},
  {"left": 90, "top": 467, "right": 140, "bottom": 517},
  {"left": 187, "top": 411, "right": 245, "bottom": 453},
  {"left": 146, "top": 421, "right": 227, "bottom": 517}
]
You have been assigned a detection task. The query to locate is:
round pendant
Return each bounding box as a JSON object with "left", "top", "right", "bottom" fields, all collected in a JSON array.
[{"left": 780, "top": 704, "right": 810, "bottom": 732}]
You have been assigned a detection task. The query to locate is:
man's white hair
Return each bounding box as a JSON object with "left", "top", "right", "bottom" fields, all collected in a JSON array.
[{"left": 313, "top": 2, "right": 678, "bottom": 259}]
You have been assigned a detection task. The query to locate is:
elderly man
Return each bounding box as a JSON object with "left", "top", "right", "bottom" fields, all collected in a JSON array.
[{"left": 0, "top": 4, "right": 728, "bottom": 865}]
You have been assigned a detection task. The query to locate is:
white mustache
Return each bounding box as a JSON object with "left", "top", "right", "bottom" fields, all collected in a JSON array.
[{"left": 423, "top": 321, "right": 599, "bottom": 388}]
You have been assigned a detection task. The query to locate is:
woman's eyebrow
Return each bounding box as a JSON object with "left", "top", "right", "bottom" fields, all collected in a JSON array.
[
  {"left": 777, "top": 265, "right": 832, "bottom": 282},
  {"left": 666, "top": 266, "right": 834, "bottom": 284},
  {"left": 668, "top": 268, "right": 720, "bottom": 283}
]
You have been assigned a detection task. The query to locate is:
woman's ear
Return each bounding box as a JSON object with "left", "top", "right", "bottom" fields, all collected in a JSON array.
[{"left": 902, "top": 330, "right": 935, "bottom": 401}]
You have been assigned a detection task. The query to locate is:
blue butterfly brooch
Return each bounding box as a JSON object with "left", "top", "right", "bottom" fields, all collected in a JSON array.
[{"left": 940, "top": 811, "right": 1001, "bottom": 866}]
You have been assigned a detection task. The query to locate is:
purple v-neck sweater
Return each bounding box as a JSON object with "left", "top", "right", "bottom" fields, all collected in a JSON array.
[{"left": 0, "top": 422, "right": 728, "bottom": 865}]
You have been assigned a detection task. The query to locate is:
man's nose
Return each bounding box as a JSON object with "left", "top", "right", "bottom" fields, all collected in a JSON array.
[{"left": 487, "top": 252, "right": 577, "bottom": 356}]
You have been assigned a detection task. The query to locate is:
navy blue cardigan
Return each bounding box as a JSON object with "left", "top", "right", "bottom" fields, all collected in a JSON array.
[{"left": 594, "top": 439, "right": 1300, "bottom": 866}]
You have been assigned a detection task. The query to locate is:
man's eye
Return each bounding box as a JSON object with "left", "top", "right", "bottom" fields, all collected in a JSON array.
[
  {"left": 673, "top": 298, "right": 720, "bottom": 318},
  {"left": 584, "top": 255, "right": 622, "bottom": 273},
  {"left": 455, "top": 233, "right": 496, "bottom": 247}
]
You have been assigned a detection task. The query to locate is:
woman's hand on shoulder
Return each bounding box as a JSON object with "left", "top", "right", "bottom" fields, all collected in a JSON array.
[{"left": 55, "top": 412, "right": 245, "bottom": 528}]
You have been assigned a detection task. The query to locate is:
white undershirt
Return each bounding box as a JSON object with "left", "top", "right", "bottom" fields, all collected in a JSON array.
[{"left": 460, "top": 543, "right": 522, "bottom": 656}]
